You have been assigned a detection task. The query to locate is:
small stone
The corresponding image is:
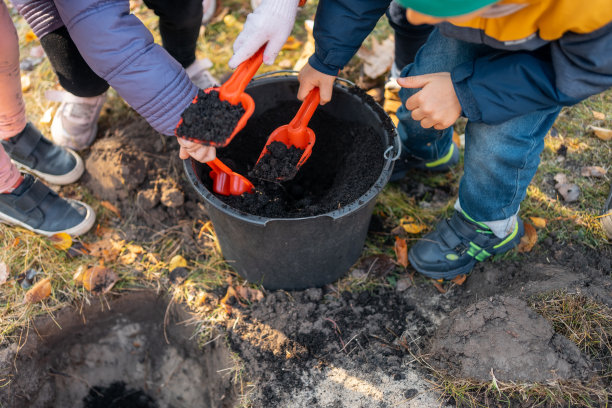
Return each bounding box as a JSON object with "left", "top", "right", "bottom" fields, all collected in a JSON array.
[
  {"left": 396, "top": 278, "right": 412, "bottom": 292},
  {"left": 136, "top": 188, "right": 160, "bottom": 209},
  {"left": 403, "top": 389, "right": 418, "bottom": 399},
  {"left": 556, "top": 183, "right": 580, "bottom": 202}
]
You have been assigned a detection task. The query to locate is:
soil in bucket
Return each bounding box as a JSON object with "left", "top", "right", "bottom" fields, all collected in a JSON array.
[
  {"left": 176, "top": 89, "right": 245, "bottom": 144},
  {"left": 250, "top": 141, "right": 305, "bottom": 181},
  {"left": 198, "top": 87, "right": 388, "bottom": 218},
  {"left": 0, "top": 292, "right": 236, "bottom": 408}
]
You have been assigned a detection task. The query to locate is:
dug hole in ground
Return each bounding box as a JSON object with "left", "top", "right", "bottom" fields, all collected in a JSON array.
[{"left": 1, "top": 86, "right": 610, "bottom": 407}]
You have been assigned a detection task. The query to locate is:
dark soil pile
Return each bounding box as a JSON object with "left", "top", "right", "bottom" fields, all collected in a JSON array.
[
  {"left": 83, "top": 382, "right": 157, "bottom": 408},
  {"left": 175, "top": 90, "right": 245, "bottom": 145},
  {"left": 250, "top": 141, "right": 305, "bottom": 181},
  {"left": 199, "top": 103, "right": 385, "bottom": 218}
]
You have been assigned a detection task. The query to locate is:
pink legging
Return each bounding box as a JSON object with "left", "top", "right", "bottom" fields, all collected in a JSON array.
[{"left": 0, "top": 2, "right": 27, "bottom": 192}]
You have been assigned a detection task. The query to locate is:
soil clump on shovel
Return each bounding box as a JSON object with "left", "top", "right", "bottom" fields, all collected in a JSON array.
[
  {"left": 250, "top": 141, "right": 305, "bottom": 181},
  {"left": 176, "top": 90, "right": 245, "bottom": 144},
  {"left": 202, "top": 102, "right": 385, "bottom": 218}
]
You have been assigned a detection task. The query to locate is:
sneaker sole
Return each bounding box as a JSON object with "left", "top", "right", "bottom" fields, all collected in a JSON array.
[
  {"left": 0, "top": 200, "right": 96, "bottom": 237},
  {"left": 408, "top": 251, "right": 476, "bottom": 281},
  {"left": 12, "top": 148, "right": 84, "bottom": 186}
]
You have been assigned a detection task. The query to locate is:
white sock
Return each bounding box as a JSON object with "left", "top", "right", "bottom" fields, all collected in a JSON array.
[{"left": 454, "top": 200, "right": 518, "bottom": 239}]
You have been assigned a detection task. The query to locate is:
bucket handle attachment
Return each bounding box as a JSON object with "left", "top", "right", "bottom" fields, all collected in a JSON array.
[
  {"left": 385, "top": 133, "right": 402, "bottom": 161},
  {"left": 253, "top": 70, "right": 355, "bottom": 87}
]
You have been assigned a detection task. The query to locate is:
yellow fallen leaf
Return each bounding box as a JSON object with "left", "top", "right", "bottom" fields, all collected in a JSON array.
[
  {"left": 529, "top": 217, "right": 547, "bottom": 229},
  {"left": 24, "top": 30, "right": 37, "bottom": 43},
  {"left": 394, "top": 236, "right": 408, "bottom": 268},
  {"left": 24, "top": 278, "right": 51, "bottom": 303},
  {"left": 517, "top": 222, "right": 537, "bottom": 253},
  {"left": 21, "top": 75, "right": 31, "bottom": 92},
  {"left": 169, "top": 255, "right": 187, "bottom": 271},
  {"left": 49, "top": 232, "right": 73, "bottom": 251},
  {"left": 592, "top": 110, "right": 606, "bottom": 120},
  {"left": 88, "top": 236, "right": 124, "bottom": 263},
  {"left": 120, "top": 244, "right": 144, "bottom": 265},
  {"left": 588, "top": 125, "right": 612, "bottom": 141},
  {"left": 400, "top": 217, "right": 427, "bottom": 234},
  {"left": 80, "top": 265, "right": 118, "bottom": 294},
  {"left": 222, "top": 14, "right": 242, "bottom": 29}
]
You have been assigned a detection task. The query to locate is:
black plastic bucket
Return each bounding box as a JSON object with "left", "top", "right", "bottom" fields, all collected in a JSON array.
[{"left": 184, "top": 74, "right": 400, "bottom": 290}]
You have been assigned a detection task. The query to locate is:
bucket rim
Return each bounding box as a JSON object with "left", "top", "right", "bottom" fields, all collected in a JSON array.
[{"left": 183, "top": 76, "right": 400, "bottom": 227}]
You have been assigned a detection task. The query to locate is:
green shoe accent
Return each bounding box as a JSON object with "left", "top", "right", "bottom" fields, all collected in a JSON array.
[
  {"left": 466, "top": 241, "right": 491, "bottom": 261},
  {"left": 446, "top": 253, "right": 459, "bottom": 261},
  {"left": 493, "top": 221, "right": 520, "bottom": 249},
  {"left": 460, "top": 209, "right": 490, "bottom": 231},
  {"left": 426, "top": 143, "right": 455, "bottom": 168}
]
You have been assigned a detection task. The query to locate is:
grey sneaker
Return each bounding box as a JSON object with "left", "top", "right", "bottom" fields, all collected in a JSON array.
[
  {"left": 185, "top": 59, "right": 219, "bottom": 90},
  {"left": 47, "top": 90, "right": 106, "bottom": 151},
  {"left": 0, "top": 174, "right": 95, "bottom": 237},
  {"left": 1, "top": 123, "right": 84, "bottom": 185}
]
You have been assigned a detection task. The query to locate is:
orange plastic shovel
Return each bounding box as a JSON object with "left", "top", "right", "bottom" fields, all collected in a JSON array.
[
  {"left": 207, "top": 158, "right": 254, "bottom": 196},
  {"left": 254, "top": 87, "right": 319, "bottom": 181},
  {"left": 199, "top": 47, "right": 265, "bottom": 147}
]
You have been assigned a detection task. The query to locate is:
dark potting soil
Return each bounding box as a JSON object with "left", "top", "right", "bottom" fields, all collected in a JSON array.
[
  {"left": 83, "top": 382, "right": 157, "bottom": 408},
  {"left": 250, "top": 141, "right": 305, "bottom": 181},
  {"left": 199, "top": 100, "right": 386, "bottom": 218},
  {"left": 175, "top": 89, "right": 245, "bottom": 145}
]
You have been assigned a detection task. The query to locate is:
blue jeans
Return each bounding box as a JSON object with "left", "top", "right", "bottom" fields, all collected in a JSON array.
[{"left": 397, "top": 28, "right": 561, "bottom": 222}]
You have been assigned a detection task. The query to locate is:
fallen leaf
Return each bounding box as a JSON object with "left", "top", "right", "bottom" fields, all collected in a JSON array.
[
  {"left": 169, "top": 255, "right": 187, "bottom": 271},
  {"left": 79, "top": 265, "right": 118, "bottom": 294},
  {"left": 588, "top": 125, "right": 612, "bottom": 141},
  {"left": 119, "top": 244, "right": 144, "bottom": 265},
  {"left": 21, "top": 74, "right": 31, "bottom": 92},
  {"left": 399, "top": 217, "right": 427, "bottom": 234},
  {"left": 66, "top": 241, "right": 89, "bottom": 258},
  {"left": 11, "top": 237, "right": 20, "bottom": 248},
  {"left": 282, "top": 36, "right": 303, "bottom": 51},
  {"left": 554, "top": 173, "right": 568, "bottom": 187},
  {"left": 556, "top": 183, "right": 580, "bottom": 202},
  {"left": 24, "top": 278, "right": 51, "bottom": 303},
  {"left": 73, "top": 265, "right": 86, "bottom": 283},
  {"left": 450, "top": 274, "right": 467, "bottom": 285},
  {"left": 100, "top": 201, "right": 121, "bottom": 218},
  {"left": 396, "top": 278, "right": 412, "bottom": 292},
  {"left": 394, "top": 236, "right": 408, "bottom": 268},
  {"left": 592, "top": 110, "right": 606, "bottom": 120},
  {"left": 222, "top": 14, "right": 242, "bottom": 29},
  {"left": 49, "top": 232, "right": 73, "bottom": 251},
  {"left": 0, "top": 262, "right": 9, "bottom": 285},
  {"left": 88, "top": 236, "right": 124, "bottom": 263},
  {"left": 529, "top": 217, "right": 547, "bottom": 229},
  {"left": 581, "top": 166, "right": 607, "bottom": 178},
  {"left": 517, "top": 222, "right": 537, "bottom": 253},
  {"left": 432, "top": 281, "right": 447, "bottom": 294},
  {"left": 39, "top": 107, "right": 55, "bottom": 124},
  {"left": 24, "top": 30, "right": 37, "bottom": 42},
  {"left": 235, "top": 286, "right": 265, "bottom": 303},
  {"left": 357, "top": 36, "right": 395, "bottom": 79}
]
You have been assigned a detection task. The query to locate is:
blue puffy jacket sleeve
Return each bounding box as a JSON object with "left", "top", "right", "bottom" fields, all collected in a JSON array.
[
  {"left": 452, "top": 21, "right": 612, "bottom": 124},
  {"left": 50, "top": 0, "right": 198, "bottom": 136},
  {"left": 308, "top": 0, "right": 391, "bottom": 76}
]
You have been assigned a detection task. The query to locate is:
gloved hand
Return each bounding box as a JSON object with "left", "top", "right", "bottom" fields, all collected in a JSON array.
[{"left": 229, "top": 0, "right": 300, "bottom": 68}]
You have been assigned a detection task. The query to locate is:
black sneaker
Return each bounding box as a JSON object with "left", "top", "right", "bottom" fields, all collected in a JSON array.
[
  {"left": 0, "top": 174, "right": 95, "bottom": 237},
  {"left": 390, "top": 141, "right": 459, "bottom": 182},
  {"left": 1, "top": 123, "right": 84, "bottom": 185},
  {"left": 409, "top": 210, "right": 524, "bottom": 281}
]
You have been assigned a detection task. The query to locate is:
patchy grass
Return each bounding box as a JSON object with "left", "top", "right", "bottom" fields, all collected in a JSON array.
[{"left": 3, "top": 0, "right": 611, "bottom": 406}]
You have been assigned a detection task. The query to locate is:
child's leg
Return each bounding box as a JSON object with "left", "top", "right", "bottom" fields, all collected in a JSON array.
[
  {"left": 459, "top": 106, "right": 561, "bottom": 231},
  {"left": 386, "top": 1, "right": 432, "bottom": 76},
  {"left": 396, "top": 28, "right": 490, "bottom": 163},
  {"left": 0, "top": 146, "right": 22, "bottom": 193},
  {"left": 143, "top": 0, "right": 204, "bottom": 68},
  {"left": 0, "top": 5, "right": 27, "bottom": 140}
]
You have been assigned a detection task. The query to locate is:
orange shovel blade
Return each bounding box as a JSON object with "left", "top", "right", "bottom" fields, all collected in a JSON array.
[{"left": 208, "top": 158, "right": 253, "bottom": 196}]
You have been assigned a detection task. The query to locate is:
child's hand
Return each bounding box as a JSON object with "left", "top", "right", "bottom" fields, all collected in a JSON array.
[
  {"left": 298, "top": 63, "right": 335, "bottom": 104},
  {"left": 398, "top": 73, "right": 462, "bottom": 130},
  {"left": 177, "top": 137, "right": 217, "bottom": 163}
]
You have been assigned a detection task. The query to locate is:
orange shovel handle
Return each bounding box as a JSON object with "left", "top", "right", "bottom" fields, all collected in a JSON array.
[
  {"left": 219, "top": 47, "right": 265, "bottom": 105},
  {"left": 287, "top": 88, "right": 320, "bottom": 139}
]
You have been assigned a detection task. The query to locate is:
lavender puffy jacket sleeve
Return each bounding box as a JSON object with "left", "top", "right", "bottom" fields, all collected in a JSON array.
[{"left": 11, "top": 0, "right": 197, "bottom": 136}]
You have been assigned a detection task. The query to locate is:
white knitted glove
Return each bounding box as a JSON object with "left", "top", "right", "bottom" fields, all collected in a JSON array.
[{"left": 229, "top": 0, "right": 300, "bottom": 68}]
